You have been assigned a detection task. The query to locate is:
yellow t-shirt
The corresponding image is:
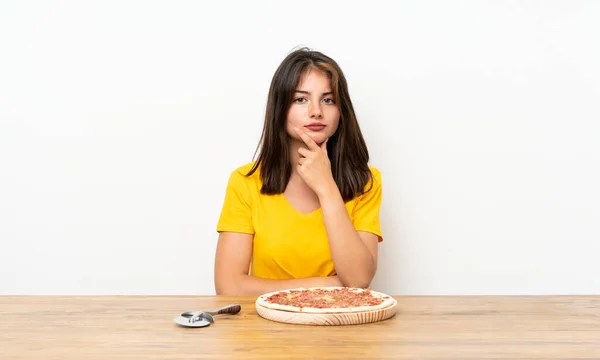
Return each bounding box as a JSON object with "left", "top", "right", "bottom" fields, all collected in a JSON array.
[{"left": 216, "top": 162, "right": 383, "bottom": 280}]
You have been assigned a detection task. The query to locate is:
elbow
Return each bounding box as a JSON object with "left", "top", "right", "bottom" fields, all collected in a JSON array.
[
  {"left": 216, "top": 290, "right": 235, "bottom": 296},
  {"left": 215, "top": 287, "right": 230, "bottom": 296},
  {"left": 338, "top": 274, "right": 373, "bottom": 289},
  {"left": 338, "top": 266, "right": 377, "bottom": 289},
  {"left": 341, "top": 279, "right": 372, "bottom": 289},
  {"left": 215, "top": 277, "right": 239, "bottom": 296},
  {"left": 215, "top": 285, "right": 238, "bottom": 296},
  {"left": 215, "top": 274, "right": 249, "bottom": 296}
]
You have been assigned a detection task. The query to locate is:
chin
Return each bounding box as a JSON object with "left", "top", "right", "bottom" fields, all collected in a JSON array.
[{"left": 314, "top": 135, "right": 328, "bottom": 144}]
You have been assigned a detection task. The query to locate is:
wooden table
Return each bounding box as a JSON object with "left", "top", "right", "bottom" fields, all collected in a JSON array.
[{"left": 1, "top": 296, "right": 599, "bottom": 359}]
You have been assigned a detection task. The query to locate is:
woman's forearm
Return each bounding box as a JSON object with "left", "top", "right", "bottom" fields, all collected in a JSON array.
[
  {"left": 318, "top": 183, "right": 376, "bottom": 288},
  {"left": 216, "top": 274, "right": 342, "bottom": 296}
]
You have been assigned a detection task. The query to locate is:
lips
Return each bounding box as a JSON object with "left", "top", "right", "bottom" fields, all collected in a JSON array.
[{"left": 305, "top": 124, "right": 326, "bottom": 131}]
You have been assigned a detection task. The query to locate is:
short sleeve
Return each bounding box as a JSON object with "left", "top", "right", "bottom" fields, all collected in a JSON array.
[
  {"left": 352, "top": 168, "right": 383, "bottom": 242},
  {"left": 216, "top": 170, "right": 255, "bottom": 235}
]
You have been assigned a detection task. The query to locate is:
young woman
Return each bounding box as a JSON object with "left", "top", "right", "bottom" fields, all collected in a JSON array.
[{"left": 214, "top": 48, "right": 383, "bottom": 295}]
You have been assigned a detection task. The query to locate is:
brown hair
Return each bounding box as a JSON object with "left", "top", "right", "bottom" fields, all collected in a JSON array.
[{"left": 246, "top": 47, "right": 373, "bottom": 202}]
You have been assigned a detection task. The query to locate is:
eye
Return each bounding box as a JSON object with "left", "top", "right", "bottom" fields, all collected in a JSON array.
[
  {"left": 322, "top": 98, "right": 336, "bottom": 104},
  {"left": 294, "top": 97, "right": 307, "bottom": 104}
]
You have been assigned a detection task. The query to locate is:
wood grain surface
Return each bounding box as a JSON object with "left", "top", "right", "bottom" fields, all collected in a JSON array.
[{"left": 1, "top": 295, "right": 599, "bottom": 359}]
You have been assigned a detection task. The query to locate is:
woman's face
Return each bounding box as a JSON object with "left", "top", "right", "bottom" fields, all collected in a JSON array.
[{"left": 286, "top": 69, "right": 340, "bottom": 146}]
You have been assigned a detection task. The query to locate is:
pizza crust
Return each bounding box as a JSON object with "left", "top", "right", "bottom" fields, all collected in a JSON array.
[{"left": 255, "top": 287, "right": 395, "bottom": 314}]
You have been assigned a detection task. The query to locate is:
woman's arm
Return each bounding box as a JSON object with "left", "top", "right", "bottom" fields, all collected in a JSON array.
[
  {"left": 292, "top": 127, "right": 379, "bottom": 288},
  {"left": 214, "top": 231, "right": 343, "bottom": 295},
  {"left": 317, "top": 186, "right": 378, "bottom": 288}
]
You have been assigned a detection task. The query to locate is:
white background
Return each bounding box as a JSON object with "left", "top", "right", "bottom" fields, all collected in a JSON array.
[{"left": 1, "top": 1, "right": 599, "bottom": 295}]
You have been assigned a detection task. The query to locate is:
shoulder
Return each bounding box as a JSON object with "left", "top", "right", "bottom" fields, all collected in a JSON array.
[
  {"left": 355, "top": 165, "right": 381, "bottom": 200},
  {"left": 226, "top": 161, "right": 262, "bottom": 189},
  {"left": 367, "top": 165, "right": 382, "bottom": 188},
  {"left": 368, "top": 165, "right": 381, "bottom": 180},
  {"left": 351, "top": 165, "right": 382, "bottom": 202},
  {"left": 231, "top": 161, "right": 258, "bottom": 177}
]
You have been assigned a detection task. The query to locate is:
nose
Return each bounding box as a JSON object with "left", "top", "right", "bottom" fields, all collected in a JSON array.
[{"left": 309, "top": 101, "right": 322, "bottom": 118}]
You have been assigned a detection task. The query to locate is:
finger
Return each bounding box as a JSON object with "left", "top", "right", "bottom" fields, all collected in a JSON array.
[
  {"left": 298, "top": 147, "right": 311, "bottom": 158},
  {"left": 321, "top": 138, "right": 329, "bottom": 153},
  {"left": 298, "top": 157, "right": 306, "bottom": 165},
  {"left": 293, "top": 127, "right": 319, "bottom": 151}
]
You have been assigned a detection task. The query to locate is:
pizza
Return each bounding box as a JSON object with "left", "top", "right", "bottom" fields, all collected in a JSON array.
[{"left": 255, "top": 287, "right": 395, "bottom": 313}]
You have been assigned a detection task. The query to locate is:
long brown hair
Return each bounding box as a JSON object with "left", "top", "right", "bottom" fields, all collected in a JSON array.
[{"left": 246, "top": 47, "right": 373, "bottom": 202}]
